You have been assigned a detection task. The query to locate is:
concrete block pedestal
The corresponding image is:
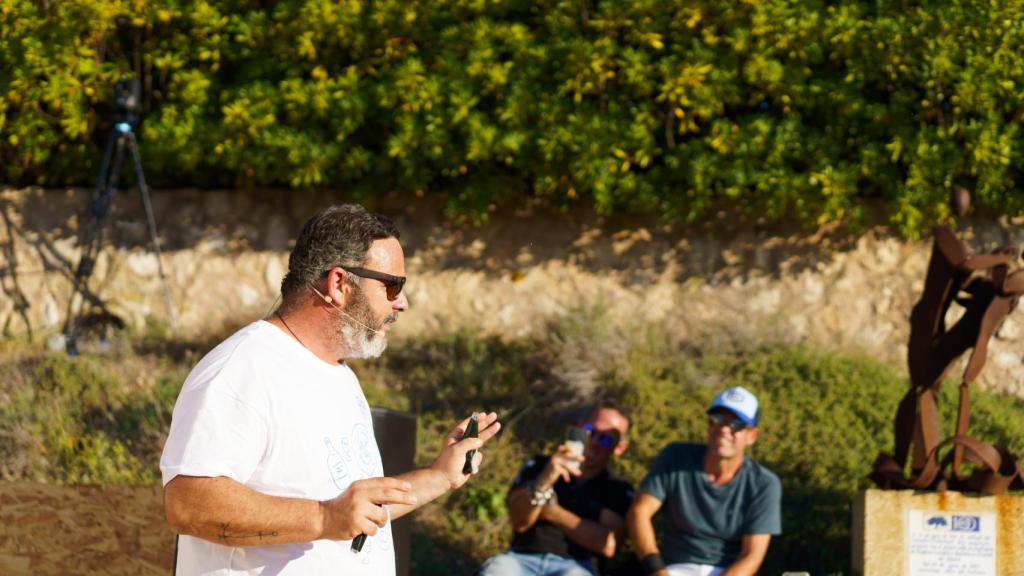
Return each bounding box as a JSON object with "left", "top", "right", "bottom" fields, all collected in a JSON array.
[{"left": 852, "top": 489, "right": 1024, "bottom": 576}]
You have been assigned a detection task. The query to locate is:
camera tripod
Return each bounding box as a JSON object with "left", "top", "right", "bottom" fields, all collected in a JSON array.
[{"left": 63, "top": 82, "right": 176, "bottom": 356}]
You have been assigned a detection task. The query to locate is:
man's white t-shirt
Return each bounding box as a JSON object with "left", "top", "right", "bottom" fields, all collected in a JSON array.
[{"left": 160, "top": 320, "right": 395, "bottom": 575}]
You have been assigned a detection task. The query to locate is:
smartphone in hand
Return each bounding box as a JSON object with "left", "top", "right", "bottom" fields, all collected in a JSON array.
[{"left": 565, "top": 426, "right": 587, "bottom": 472}]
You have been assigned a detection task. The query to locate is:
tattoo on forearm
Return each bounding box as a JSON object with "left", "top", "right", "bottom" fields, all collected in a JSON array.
[{"left": 216, "top": 523, "right": 280, "bottom": 542}]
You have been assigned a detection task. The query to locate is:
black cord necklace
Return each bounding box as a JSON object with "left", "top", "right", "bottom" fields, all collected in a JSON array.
[{"left": 276, "top": 312, "right": 308, "bottom": 350}]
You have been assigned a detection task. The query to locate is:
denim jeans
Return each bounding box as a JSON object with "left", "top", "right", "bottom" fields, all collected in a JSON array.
[{"left": 476, "top": 551, "right": 597, "bottom": 576}]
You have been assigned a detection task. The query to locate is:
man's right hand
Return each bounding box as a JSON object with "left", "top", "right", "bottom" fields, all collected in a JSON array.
[
  {"left": 319, "top": 477, "right": 417, "bottom": 540},
  {"left": 536, "top": 443, "right": 584, "bottom": 488}
]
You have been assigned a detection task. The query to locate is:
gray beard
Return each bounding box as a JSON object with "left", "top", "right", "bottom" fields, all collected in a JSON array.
[
  {"left": 339, "top": 319, "right": 388, "bottom": 359},
  {"left": 332, "top": 290, "right": 388, "bottom": 359}
]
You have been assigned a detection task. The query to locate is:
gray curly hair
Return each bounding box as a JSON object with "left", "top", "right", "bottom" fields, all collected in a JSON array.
[{"left": 280, "top": 204, "right": 400, "bottom": 301}]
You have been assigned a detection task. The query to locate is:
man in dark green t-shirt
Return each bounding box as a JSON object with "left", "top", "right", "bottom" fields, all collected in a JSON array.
[{"left": 627, "top": 387, "right": 781, "bottom": 576}]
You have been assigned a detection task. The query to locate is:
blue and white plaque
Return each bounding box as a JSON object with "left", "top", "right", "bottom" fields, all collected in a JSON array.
[{"left": 907, "top": 509, "right": 996, "bottom": 576}]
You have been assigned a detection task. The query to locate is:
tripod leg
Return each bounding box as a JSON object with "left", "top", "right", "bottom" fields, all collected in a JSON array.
[
  {"left": 63, "top": 134, "right": 113, "bottom": 338},
  {"left": 126, "top": 132, "right": 177, "bottom": 330},
  {"left": 65, "top": 133, "right": 127, "bottom": 355}
]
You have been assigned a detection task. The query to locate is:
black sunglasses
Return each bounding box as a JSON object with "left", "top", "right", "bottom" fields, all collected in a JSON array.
[
  {"left": 708, "top": 411, "right": 749, "bottom": 432},
  {"left": 329, "top": 266, "right": 406, "bottom": 300},
  {"left": 581, "top": 423, "right": 620, "bottom": 449}
]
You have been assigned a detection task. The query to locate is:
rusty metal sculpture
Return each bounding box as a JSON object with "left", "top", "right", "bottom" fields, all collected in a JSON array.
[{"left": 871, "top": 188, "right": 1024, "bottom": 495}]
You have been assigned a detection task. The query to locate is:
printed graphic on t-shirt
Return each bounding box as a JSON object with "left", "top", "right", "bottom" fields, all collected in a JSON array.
[
  {"left": 353, "top": 391, "right": 369, "bottom": 412},
  {"left": 325, "top": 436, "right": 353, "bottom": 490},
  {"left": 352, "top": 422, "right": 378, "bottom": 476}
]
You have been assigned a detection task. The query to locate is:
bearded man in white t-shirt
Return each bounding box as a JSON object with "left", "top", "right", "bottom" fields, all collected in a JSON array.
[{"left": 161, "top": 204, "right": 501, "bottom": 575}]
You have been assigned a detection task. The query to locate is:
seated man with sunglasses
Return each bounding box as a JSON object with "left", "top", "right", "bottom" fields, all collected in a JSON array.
[
  {"left": 627, "top": 387, "right": 781, "bottom": 576},
  {"left": 477, "top": 402, "right": 635, "bottom": 576}
]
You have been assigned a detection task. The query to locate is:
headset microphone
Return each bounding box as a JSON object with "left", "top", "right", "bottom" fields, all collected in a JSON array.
[{"left": 310, "top": 285, "right": 386, "bottom": 335}]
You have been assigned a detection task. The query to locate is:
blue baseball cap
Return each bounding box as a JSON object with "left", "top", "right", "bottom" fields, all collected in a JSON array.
[{"left": 707, "top": 386, "right": 760, "bottom": 426}]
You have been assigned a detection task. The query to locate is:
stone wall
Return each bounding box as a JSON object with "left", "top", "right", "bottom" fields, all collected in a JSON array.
[{"left": 1, "top": 186, "right": 1023, "bottom": 397}]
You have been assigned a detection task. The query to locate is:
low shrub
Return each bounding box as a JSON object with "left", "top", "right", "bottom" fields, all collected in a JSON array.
[
  {"left": 0, "top": 344, "right": 186, "bottom": 483},
  {"left": 4, "top": 322, "right": 1022, "bottom": 574}
]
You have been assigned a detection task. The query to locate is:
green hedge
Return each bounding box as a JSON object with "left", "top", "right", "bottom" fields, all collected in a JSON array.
[{"left": 4, "top": 1, "right": 1024, "bottom": 233}]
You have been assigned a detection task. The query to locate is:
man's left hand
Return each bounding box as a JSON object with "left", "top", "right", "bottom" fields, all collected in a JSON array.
[{"left": 430, "top": 412, "right": 501, "bottom": 490}]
